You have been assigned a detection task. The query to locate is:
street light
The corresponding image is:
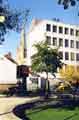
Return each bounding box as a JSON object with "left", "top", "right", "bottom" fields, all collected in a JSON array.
[
  {"left": 0, "top": 0, "right": 29, "bottom": 44},
  {"left": 0, "top": 15, "right": 5, "bottom": 23},
  {"left": 0, "top": 15, "right": 5, "bottom": 22}
]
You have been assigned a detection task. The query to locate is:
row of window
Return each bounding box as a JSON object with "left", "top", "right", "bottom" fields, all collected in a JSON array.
[
  {"left": 59, "top": 52, "right": 79, "bottom": 61},
  {"left": 46, "top": 24, "right": 79, "bottom": 36},
  {"left": 46, "top": 36, "right": 79, "bottom": 49}
]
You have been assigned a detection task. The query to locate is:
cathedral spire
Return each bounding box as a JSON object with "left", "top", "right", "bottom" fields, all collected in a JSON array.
[
  {"left": 16, "top": 20, "right": 27, "bottom": 65},
  {"left": 16, "top": 10, "right": 30, "bottom": 65}
]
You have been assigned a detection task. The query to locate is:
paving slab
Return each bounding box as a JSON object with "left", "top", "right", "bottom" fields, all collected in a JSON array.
[{"left": 0, "top": 97, "right": 39, "bottom": 120}]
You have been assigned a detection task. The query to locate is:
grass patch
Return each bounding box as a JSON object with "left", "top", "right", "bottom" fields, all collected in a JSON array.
[{"left": 26, "top": 107, "right": 79, "bottom": 120}]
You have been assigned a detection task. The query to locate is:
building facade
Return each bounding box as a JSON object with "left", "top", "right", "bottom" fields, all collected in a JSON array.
[
  {"left": 27, "top": 19, "right": 79, "bottom": 72},
  {"left": 0, "top": 54, "right": 17, "bottom": 91}
]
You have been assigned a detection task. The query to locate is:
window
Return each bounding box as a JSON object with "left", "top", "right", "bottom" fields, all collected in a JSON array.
[
  {"left": 59, "top": 26, "right": 63, "bottom": 33},
  {"left": 70, "top": 52, "right": 74, "bottom": 61},
  {"left": 76, "top": 53, "right": 79, "bottom": 61},
  {"left": 76, "top": 41, "right": 79, "bottom": 49},
  {"left": 46, "top": 24, "right": 51, "bottom": 31},
  {"left": 65, "top": 52, "right": 69, "bottom": 60},
  {"left": 76, "top": 30, "right": 79, "bottom": 37},
  {"left": 70, "top": 40, "right": 74, "bottom": 48},
  {"left": 46, "top": 36, "right": 51, "bottom": 45},
  {"left": 52, "top": 37, "right": 57, "bottom": 46},
  {"left": 65, "top": 39, "right": 69, "bottom": 47},
  {"left": 53, "top": 25, "right": 57, "bottom": 32},
  {"left": 30, "top": 77, "right": 38, "bottom": 84},
  {"left": 59, "top": 52, "right": 63, "bottom": 59},
  {"left": 64, "top": 27, "right": 69, "bottom": 34},
  {"left": 70, "top": 28, "right": 74, "bottom": 35},
  {"left": 59, "top": 38, "right": 63, "bottom": 47}
]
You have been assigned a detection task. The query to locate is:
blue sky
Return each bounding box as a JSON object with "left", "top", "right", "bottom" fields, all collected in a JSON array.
[{"left": 0, "top": 0, "right": 79, "bottom": 58}]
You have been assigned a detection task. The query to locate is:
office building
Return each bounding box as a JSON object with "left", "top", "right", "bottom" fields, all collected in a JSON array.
[{"left": 27, "top": 19, "right": 79, "bottom": 72}]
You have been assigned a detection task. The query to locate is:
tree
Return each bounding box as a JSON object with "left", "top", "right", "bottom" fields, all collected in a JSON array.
[
  {"left": 0, "top": 0, "right": 29, "bottom": 44},
  {"left": 58, "top": 0, "right": 79, "bottom": 10},
  {"left": 60, "top": 65, "right": 79, "bottom": 94},
  {"left": 72, "top": 72, "right": 79, "bottom": 81},
  {"left": 60, "top": 65, "right": 74, "bottom": 81},
  {"left": 60, "top": 65, "right": 79, "bottom": 83},
  {"left": 31, "top": 41, "right": 63, "bottom": 97}
]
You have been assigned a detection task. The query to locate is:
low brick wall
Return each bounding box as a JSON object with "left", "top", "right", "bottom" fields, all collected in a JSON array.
[{"left": 0, "top": 84, "right": 16, "bottom": 91}]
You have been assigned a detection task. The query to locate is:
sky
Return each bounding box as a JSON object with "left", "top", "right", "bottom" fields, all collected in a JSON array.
[{"left": 0, "top": 0, "right": 79, "bottom": 58}]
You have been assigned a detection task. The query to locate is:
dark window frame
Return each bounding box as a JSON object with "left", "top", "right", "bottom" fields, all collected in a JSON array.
[
  {"left": 70, "top": 28, "right": 74, "bottom": 35},
  {"left": 76, "top": 30, "right": 79, "bottom": 37},
  {"left": 46, "top": 24, "right": 51, "bottom": 32},
  {"left": 76, "top": 53, "right": 79, "bottom": 61},
  {"left": 59, "top": 38, "right": 63, "bottom": 47},
  {"left": 64, "top": 27, "right": 69, "bottom": 34},
  {"left": 59, "top": 26, "right": 63, "bottom": 34},
  {"left": 59, "top": 51, "right": 63, "bottom": 59},
  {"left": 46, "top": 36, "right": 51, "bottom": 45},
  {"left": 70, "top": 52, "right": 74, "bottom": 61},
  {"left": 65, "top": 39, "right": 69, "bottom": 47},
  {"left": 76, "top": 41, "right": 79, "bottom": 49},
  {"left": 53, "top": 25, "right": 57, "bottom": 32},
  {"left": 52, "top": 37, "right": 57, "bottom": 46},
  {"left": 70, "top": 40, "right": 74, "bottom": 48},
  {"left": 65, "top": 52, "right": 69, "bottom": 60}
]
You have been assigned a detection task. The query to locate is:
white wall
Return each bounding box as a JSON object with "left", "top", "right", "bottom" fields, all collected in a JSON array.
[
  {"left": 27, "top": 20, "right": 45, "bottom": 66},
  {"left": 0, "top": 57, "right": 17, "bottom": 84},
  {"left": 27, "top": 19, "right": 79, "bottom": 66}
]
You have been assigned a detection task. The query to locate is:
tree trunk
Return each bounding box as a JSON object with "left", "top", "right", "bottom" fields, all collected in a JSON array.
[
  {"left": 22, "top": 76, "right": 27, "bottom": 94},
  {"left": 45, "top": 72, "right": 50, "bottom": 98}
]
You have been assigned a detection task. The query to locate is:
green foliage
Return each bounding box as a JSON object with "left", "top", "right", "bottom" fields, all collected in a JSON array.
[
  {"left": 72, "top": 72, "right": 79, "bottom": 81},
  {"left": 0, "top": 0, "right": 29, "bottom": 44},
  {"left": 58, "top": 0, "right": 78, "bottom": 9},
  {"left": 60, "top": 66, "right": 74, "bottom": 81},
  {"left": 60, "top": 65, "right": 79, "bottom": 81},
  {"left": 31, "top": 41, "right": 62, "bottom": 74}
]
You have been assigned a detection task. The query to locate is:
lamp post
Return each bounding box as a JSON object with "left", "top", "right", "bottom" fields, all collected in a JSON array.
[
  {"left": 0, "top": 15, "right": 5, "bottom": 22},
  {"left": 0, "top": 0, "right": 29, "bottom": 45}
]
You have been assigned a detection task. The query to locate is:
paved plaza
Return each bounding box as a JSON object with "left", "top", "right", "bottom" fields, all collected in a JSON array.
[{"left": 0, "top": 97, "right": 39, "bottom": 120}]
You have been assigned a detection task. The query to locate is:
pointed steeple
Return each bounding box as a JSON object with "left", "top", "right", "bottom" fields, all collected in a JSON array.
[
  {"left": 16, "top": 23, "right": 27, "bottom": 65},
  {"left": 20, "top": 26, "right": 27, "bottom": 58},
  {"left": 16, "top": 10, "right": 30, "bottom": 65}
]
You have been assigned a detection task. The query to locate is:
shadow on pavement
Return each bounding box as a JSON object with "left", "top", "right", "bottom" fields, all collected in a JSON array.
[{"left": 0, "top": 111, "right": 12, "bottom": 116}]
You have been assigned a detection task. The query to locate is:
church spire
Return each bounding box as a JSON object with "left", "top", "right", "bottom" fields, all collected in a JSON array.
[
  {"left": 16, "top": 20, "right": 27, "bottom": 65},
  {"left": 16, "top": 10, "right": 29, "bottom": 65}
]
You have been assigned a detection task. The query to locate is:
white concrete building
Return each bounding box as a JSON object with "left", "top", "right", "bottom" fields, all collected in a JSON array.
[
  {"left": 0, "top": 55, "right": 17, "bottom": 91},
  {"left": 27, "top": 19, "right": 79, "bottom": 70}
]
